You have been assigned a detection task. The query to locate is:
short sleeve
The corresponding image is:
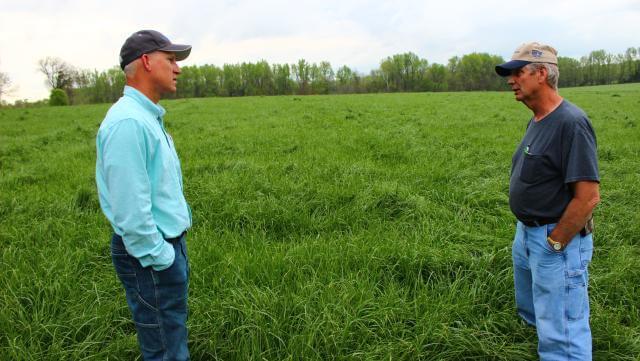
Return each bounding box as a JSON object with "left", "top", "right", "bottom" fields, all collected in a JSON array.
[{"left": 564, "top": 117, "right": 600, "bottom": 184}]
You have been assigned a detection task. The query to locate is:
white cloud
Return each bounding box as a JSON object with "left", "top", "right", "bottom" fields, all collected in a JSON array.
[{"left": 1, "top": 0, "right": 638, "bottom": 102}]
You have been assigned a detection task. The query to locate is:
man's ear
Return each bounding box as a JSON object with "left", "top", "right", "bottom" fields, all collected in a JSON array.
[
  {"left": 537, "top": 66, "right": 548, "bottom": 84},
  {"left": 140, "top": 54, "right": 152, "bottom": 72}
]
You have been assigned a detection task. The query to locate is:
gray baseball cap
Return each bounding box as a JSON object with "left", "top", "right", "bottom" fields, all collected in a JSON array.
[{"left": 119, "top": 30, "right": 191, "bottom": 70}]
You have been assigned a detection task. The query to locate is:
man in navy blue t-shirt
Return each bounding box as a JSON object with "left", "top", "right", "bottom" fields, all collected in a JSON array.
[{"left": 496, "top": 42, "right": 600, "bottom": 360}]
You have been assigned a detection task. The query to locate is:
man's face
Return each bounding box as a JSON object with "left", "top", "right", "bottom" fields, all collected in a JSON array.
[
  {"left": 147, "top": 51, "right": 181, "bottom": 95},
  {"left": 507, "top": 65, "right": 542, "bottom": 102}
]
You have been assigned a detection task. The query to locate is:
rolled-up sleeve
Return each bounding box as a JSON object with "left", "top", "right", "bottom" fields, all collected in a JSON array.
[{"left": 100, "top": 118, "right": 175, "bottom": 271}]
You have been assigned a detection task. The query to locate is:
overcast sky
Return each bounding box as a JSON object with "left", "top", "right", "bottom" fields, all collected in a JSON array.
[{"left": 1, "top": 0, "right": 638, "bottom": 102}]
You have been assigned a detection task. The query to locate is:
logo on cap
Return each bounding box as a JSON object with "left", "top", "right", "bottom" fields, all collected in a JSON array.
[{"left": 531, "top": 49, "right": 543, "bottom": 58}]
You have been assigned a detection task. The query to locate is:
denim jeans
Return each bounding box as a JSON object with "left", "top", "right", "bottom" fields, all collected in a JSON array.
[
  {"left": 512, "top": 221, "right": 593, "bottom": 360},
  {"left": 111, "top": 233, "right": 190, "bottom": 361}
]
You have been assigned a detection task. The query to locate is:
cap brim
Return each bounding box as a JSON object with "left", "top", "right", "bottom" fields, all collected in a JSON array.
[
  {"left": 495, "top": 60, "right": 531, "bottom": 76},
  {"left": 159, "top": 44, "right": 192, "bottom": 61}
]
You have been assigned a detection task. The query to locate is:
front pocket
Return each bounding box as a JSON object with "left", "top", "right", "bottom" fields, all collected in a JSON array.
[
  {"left": 519, "top": 153, "right": 555, "bottom": 184},
  {"left": 580, "top": 234, "right": 594, "bottom": 266},
  {"left": 112, "top": 252, "right": 136, "bottom": 277},
  {"left": 152, "top": 249, "right": 188, "bottom": 287},
  {"left": 541, "top": 224, "right": 563, "bottom": 255}
]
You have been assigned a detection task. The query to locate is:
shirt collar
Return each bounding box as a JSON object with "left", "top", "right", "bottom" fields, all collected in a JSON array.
[{"left": 123, "top": 85, "right": 166, "bottom": 119}]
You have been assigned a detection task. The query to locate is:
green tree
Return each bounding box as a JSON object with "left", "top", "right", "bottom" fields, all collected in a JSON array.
[
  {"left": 273, "top": 64, "right": 294, "bottom": 95},
  {"left": 310, "top": 61, "right": 334, "bottom": 94},
  {"left": 177, "top": 65, "right": 202, "bottom": 98},
  {"left": 222, "top": 64, "right": 243, "bottom": 96},
  {"left": 455, "top": 53, "right": 505, "bottom": 91},
  {"left": 336, "top": 65, "right": 355, "bottom": 93},
  {"left": 201, "top": 64, "right": 223, "bottom": 97},
  {"left": 72, "top": 67, "right": 125, "bottom": 104},
  {"left": 49, "top": 88, "right": 69, "bottom": 106},
  {"left": 38, "top": 57, "right": 76, "bottom": 102},
  {"left": 292, "top": 59, "right": 311, "bottom": 95},
  {"left": 558, "top": 57, "right": 583, "bottom": 87},
  {"left": 363, "top": 69, "right": 386, "bottom": 93},
  {"left": 619, "top": 47, "right": 639, "bottom": 83},
  {"left": 379, "top": 52, "right": 428, "bottom": 92},
  {"left": 424, "top": 63, "right": 448, "bottom": 91},
  {"left": 241, "top": 60, "right": 274, "bottom": 96},
  {"left": 446, "top": 56, "right": 462, "bottom": 91},
  {"left": 582, "top": 50, "right": 609, "bottom": 85}
]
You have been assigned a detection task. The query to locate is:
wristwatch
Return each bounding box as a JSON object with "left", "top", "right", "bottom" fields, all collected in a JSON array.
[{"left": 547, "top": 236, "right": 563, "bottom": 251}]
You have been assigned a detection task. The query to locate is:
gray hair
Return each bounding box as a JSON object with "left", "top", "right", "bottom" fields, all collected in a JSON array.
[
  {"left": 123, "top": 60, "right": 137, "bottom": 77},
  {"left": 526, "top": 62, "right": 559, "bottom": 90}
]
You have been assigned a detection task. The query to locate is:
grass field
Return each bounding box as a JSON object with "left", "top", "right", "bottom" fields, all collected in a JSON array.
[{"left": 1, "top": 83, "right": 639, "bottom": 360}]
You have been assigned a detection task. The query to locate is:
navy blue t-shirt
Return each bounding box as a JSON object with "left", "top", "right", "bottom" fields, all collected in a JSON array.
[{"left": 509, "top": 100, "right": 600, "bottom": 221}]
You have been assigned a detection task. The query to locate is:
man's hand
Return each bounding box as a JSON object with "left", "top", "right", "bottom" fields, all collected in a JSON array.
[{"left": 548, "top": 181, "right": 600, "bottom": 247}]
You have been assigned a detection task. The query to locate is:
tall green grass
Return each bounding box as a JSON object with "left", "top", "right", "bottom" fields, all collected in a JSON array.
[{"left": 1, "top": 84, "right": 639, "bottom": 360}]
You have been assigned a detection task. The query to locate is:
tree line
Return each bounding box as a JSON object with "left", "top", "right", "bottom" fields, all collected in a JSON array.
[{"left": 2, "top": 47, "right": 639, "bottom": 107}]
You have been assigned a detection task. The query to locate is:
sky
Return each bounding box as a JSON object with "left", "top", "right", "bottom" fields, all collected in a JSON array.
[{"left": 1, "top": 0, "right": 639, "bottom": 102}]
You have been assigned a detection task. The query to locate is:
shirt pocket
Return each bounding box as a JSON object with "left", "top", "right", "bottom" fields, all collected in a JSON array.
[{"left": 519, "top": 153, "right": 555, "bottom": 184}]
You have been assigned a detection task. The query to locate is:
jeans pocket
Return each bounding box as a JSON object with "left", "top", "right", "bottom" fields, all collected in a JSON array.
[
  {"left": 565, "top": 268, "right": 587, "bottom": 320},
  {"left": 135, "top": 322, "right": 163, "bottom": 353},
  {"left": 153, "top": 242, "right": 189, "bottom": 288},
  {"left": 580, "top": 234, "right": 594, "bottom": 267},
  {"left": 111, "top": 235, "right": 136, "bottom": 277},
  {"left": 112, "top": 251, "right": 139, "bottom": 294},
  {"left": 543, "top": 224, "right": 563, "bottom": 255},
  {"left": 131, "top": 278, "right": 163, "bottom": 353}
]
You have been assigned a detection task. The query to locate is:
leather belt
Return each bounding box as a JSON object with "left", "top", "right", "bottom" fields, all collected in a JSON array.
[
  {"left": 519, "top": 219, "right": 590, "bottom": 237},
  {"left": 519, "top": 217, "right": 560, "bottom": 227}
]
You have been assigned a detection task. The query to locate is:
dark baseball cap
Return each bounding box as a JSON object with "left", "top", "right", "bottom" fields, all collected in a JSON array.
[{"left": 119, "top": 30, "right": 191, "bottom": 70}]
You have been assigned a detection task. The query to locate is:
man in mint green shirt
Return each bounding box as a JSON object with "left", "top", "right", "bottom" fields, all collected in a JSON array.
[{"left": 96, "top": 30, "right": 192, "bottom": 361}]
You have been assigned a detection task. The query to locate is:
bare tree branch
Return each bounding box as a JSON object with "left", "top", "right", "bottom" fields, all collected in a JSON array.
[
  {"left": 38, "top": 56, "right": 76, "bottom": 90},
  {"left": 0, "top": 71, "right": 15, "bottom": 103}
]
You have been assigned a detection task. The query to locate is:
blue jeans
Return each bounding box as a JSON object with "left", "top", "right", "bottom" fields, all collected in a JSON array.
[
  {"left": 111, "top": 233, "right": 190, "bottom": 361},
  {"left": 512, "top": 221, "right": 592, "bottom": 360}
]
